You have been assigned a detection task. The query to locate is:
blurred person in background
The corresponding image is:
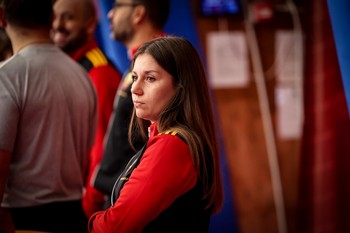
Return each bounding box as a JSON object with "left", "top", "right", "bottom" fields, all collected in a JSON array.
[
  {"left": 93, "top": 0, "right": 170, "bottom": 209},
  {"left": 0, "top": 0, "right": 97, "bottom": 232},
  {"left": 52, "top": 0, "right": 122, "bottom": 218}
]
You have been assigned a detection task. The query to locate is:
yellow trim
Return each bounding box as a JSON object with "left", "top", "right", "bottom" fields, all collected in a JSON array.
[
  {"left": 158, "top": 130, "right": 178, "bottom": 136},
  {"left": 86, "top": 48, "right": 108, "bottom": 67},
  {"left": 124, "top": 72, "right": 133, "bottom": 85},
  {"left": 118, "top": 89, "right": 128, "bottom": 98}
]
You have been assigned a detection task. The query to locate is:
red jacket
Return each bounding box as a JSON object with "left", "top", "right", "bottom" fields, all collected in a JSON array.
[
  {"left": 88, "top": 123, "right": 199, "bottom": 232},
  {"left": 71, "top": 39, "right": 122, "bottom": 218}
]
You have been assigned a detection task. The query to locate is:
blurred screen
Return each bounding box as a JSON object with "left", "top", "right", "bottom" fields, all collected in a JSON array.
[{"left": 201, "top": 0, "right": 241, "bottom": 16}]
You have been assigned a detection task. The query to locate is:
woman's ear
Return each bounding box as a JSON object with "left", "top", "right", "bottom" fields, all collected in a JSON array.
[{"left": 132, "top": 5, "right": 146, "bottom": 25}]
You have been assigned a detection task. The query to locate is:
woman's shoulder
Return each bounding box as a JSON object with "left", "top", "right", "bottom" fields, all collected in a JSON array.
[
  {"left": 147, "top": 130, "right": 188, "bottom": 152},
  {"left": 144, "top": 130, "right": 194, "bottom": 172},
  {"left": 155, "top": 130, "right": 186, "bottom": 143}
]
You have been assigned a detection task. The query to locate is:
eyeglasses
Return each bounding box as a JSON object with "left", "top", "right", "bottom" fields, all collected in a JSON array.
[{"left": 113, "top": 2, "right": 139, "bottom": 9}]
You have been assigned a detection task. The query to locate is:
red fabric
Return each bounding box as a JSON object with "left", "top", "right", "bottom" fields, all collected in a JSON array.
[
  {"left": 88, "top": 123, "right": 197, "bottom": 233},
  {"left": 69, "top": 39, "right": 98, "bottom": 61},
  {"left": 298, "top": 1, "right": 350, "bottom": 232},
  {"left": 74, "top": 39, "right": 122, "bottom": 218}
]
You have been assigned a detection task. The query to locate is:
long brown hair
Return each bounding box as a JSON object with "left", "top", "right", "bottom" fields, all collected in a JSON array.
[{"left": 128, "top": 36, "right": 223, "bottom": 214}]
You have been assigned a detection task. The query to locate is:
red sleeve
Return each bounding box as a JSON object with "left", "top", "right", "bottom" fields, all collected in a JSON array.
[
  {"left": 88, "top": 66, "right": 121, "bottom": 166},
  {"left": 83, "top": 65, "right": 121, "bottom": 218},
  {"left": 88, "top": 134, "right": 197, "bottom": 233}
]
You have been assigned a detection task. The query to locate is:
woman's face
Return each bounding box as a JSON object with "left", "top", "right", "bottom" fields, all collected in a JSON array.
[{"left": 131, "top": 53, "right": 176, "bottom": 123}]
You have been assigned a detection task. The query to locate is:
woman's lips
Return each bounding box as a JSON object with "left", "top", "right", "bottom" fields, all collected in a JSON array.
[{"left": 133, "top": 101, "right": 143, "bottom": 108}]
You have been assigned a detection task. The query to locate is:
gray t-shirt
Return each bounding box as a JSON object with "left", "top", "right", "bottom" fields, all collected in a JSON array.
[{"left": 0, "top": 44, "right": 97, "bottom": 208}]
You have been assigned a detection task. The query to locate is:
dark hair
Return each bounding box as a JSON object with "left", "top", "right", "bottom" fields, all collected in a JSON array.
[
  {"left": 0, "top": 28, "right": 12, "bottom": 60},
  {"left": 134, "top": 0, "right": 170, "bottom": 29},
  {"left": 129, "top": 36, "right": 223, "bottom": 214},
  {"left": 0, "top": 0, "right": 53, "bottom": 29}
]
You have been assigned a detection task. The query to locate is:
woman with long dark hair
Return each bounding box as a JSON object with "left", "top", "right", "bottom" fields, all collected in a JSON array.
[{"left": 89, "top": 36, "right": 223, "bottom": 233}]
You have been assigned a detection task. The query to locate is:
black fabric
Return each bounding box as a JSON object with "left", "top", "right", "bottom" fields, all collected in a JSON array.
[
  {"left": 143, "top": 181, "right": 210, "bottom": 233},
  {"left": 8, "top": 200, "right": 88, "bottom": 233},
  {"left": 78, "top": 56, "right": 93, "bottom": 72},
  {"left": 110, "top": 142, "right": 147, "bottom": 204},
  {"left": 93, "top": 71, "right": 144, "bottom": 207}
]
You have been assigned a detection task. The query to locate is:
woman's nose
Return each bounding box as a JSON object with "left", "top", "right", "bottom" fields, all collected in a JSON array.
[{"left": 131, "top": 80, "right": 143, "bottom": 95}]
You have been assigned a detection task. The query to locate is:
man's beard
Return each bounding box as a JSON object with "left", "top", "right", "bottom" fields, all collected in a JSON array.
[
  {"left": 62, "top": 32, "right": 89, "bottom": 54},
  {"left": 110, "top": 27, "right": 134, "bottom": 44}
]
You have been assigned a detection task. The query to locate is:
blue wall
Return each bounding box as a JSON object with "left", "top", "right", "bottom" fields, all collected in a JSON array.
[{"left": 327, "top": 0, "right": 350, "bottom": 115}]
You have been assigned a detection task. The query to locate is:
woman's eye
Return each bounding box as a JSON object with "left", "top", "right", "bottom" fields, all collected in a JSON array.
[
  {"left": 131, "top": 75, "right": 137, "bottom": 82},
  {"left": 146, "top": 76, "right": 155, "bottom": 82}
]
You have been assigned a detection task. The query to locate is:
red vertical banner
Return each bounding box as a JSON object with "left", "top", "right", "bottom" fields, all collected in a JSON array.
[{"left": 298, "top": 0, "right": 350, "bottom": 233}]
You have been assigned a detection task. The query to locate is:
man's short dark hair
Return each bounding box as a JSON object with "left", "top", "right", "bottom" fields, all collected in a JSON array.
[
  {"left": 1, "top": 0, "right": 53, "bottom": 29},
  {"left": 136, "top": 0, "right": 170, "bottom": 30}
]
